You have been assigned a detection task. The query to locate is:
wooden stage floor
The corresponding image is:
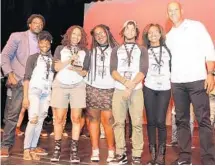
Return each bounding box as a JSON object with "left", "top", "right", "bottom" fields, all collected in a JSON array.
[{"left": 1, "top": 125, "right": 214, "bottom": 165}]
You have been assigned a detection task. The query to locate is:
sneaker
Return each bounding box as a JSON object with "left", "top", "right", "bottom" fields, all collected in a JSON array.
[
  {"left": 50, "top": 144, "right": 61, "bottom": 162},
  {"left": 106, "top": 150, "right": 115, "bottom": 162},
  {"left": 70, "top": 151, "right": 80, "bottom": 163},
  {"left": 62, "top": 130, "right": 68, "bottom": 137},
  {"left": 40, "top": 130, "right": 48, "bottom": 138},
  {"left": 70, "top": 139, "right": 80, "bottom": 163},
  {"left": 33, "top": 147, "right": 48, "bottom": 156},
  {"left": 0, "top": 147, "right": 9, "bottom": 158},
  {"left": 15, "top": 127, "right": 24, "bottom": 136},
  {"left": 131, "top": 156, "right": 142, "bottom": 165},
  {"left": 91, "top": 149, "right": 99, "bottom": 162},
  {"left": 109, "top": 153, "right": 128, "bottom": 165},
  {"left": 23, "top": 149, "right": 32, "bottom": 160},
  {"left": 172, "top": 158, "right": 192, "bottom": 165},
  {"left": 100, "top": 132, "right": 106, "bottom": 139},
  {"left": 166, "top": 141, "right": 178, "bottom": 147}
]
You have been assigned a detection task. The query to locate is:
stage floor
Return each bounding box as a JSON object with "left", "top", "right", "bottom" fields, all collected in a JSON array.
[{"left": 0, "top": 125, "right": 210, "bottom": 165}]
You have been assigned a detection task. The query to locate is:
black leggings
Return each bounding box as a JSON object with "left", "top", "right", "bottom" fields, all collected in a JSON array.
[{"left": 143, "top": 86, "right": 171, "bottom": 145}]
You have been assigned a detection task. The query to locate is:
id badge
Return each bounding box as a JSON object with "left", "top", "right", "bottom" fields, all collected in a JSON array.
[
  {"left": 155, "top": 75, "right": 163, "bottom": 86},
  {"left": 124, "top": 71, "right": 132, "bottom": 80}
]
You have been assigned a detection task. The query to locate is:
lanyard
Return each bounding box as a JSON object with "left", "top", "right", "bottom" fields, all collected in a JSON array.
[
  {"left": 124, "top": 43, "right": 135, "bottom": 67},
  {"left": 41, "top": 55, "right": 51, "bottom": 80},
  {"left": 150, "top": 46, "right": 162, "bottom": 74},
  {"left": 98, "top": 45, "right": 109, "bottom": 78}
]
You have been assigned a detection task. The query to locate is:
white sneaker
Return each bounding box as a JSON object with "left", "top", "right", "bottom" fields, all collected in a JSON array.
[
  {"left": 50, "top": 132, "right": 54, "bottom": 136},
  {"left": 91, "top": 149, "right": 99, "bottom": 162},
  {"left": 100, "top": 132, "right": 106, "bottom": 139},
  {"left": 106, "top": 150, "right": 115, "bottom": 162}
]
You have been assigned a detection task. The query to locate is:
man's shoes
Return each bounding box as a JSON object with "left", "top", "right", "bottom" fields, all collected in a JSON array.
[{"left": 0, "top": 147, "right": 9, "bottom": 158}]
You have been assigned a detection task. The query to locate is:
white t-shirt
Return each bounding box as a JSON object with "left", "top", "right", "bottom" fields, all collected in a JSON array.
[
  {"left": 115, "top": 44, "right": 143, "bottom": 90},
  {"left": 56, "top": 47, "right": 87, "bottom": 85},
  {"left": 85, "top": 46, "right": 115, "bottom": 89},
  {"left": 29, "top": 55, "right": 54, "bottom": 94},
  {"left": 144, "top": 46, "right": 171, "bottom": 91},
  {"left": 166, "top": 19, "right": 215, "bottom": 83}
]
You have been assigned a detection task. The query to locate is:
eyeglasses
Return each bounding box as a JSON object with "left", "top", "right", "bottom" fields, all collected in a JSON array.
[{"left": 94, "top": 31, "right": 106, "bottom": 38}]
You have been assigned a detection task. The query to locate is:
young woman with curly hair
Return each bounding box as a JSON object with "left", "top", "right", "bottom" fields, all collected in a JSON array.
[{"left": 50, "top": 25, "right": 90, "bottom": 163}]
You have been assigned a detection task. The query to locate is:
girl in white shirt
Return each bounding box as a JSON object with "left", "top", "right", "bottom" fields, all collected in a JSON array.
[
  {"left": 50, "top": 25, "right": 90, "bottom": 163},
  {"left": 143, "top": 24, "right": 171, "bottom": 165},
  {"left": 85, "top": 24, "right": 118, "bottom": 163}
]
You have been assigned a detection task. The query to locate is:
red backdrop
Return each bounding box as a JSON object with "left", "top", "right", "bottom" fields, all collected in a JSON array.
[{"left": 84, "top": 0, "right": 215, "bottom": 125}]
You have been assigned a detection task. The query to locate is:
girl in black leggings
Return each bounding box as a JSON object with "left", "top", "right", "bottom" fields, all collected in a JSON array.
[{"left": 142, "top": 24, "right": 172, "bottom": 165}]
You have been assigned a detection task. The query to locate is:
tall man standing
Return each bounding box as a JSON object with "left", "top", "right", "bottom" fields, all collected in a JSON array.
[
  {"left": 166, "top": 2, "right": 215, "bottom": 165},
  {"left": 0, "top": 14, "right": 45, "bottom": 157}
]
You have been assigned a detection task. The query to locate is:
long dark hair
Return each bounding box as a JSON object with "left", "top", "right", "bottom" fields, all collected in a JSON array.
[{"left": 142, "top": 23, "right": 166, "bottom": 48}]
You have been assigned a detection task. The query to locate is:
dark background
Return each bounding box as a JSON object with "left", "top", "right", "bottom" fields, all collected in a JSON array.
[{"left": 1, "top": 0, "right": 105, "bottom": 125}]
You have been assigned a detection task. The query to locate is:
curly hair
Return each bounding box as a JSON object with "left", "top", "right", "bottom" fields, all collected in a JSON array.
[
  {"left": 119, "top": 21, "right": 140, "bottom": 40},
  {"left": 142, "top": 23, "right": 166, "bottom": 48},
  {"left": 61, "top": 25, "right": 88, "bottom": 49},
  {"left": 27, "top": 14, "right": 45, "bottom": 28}
]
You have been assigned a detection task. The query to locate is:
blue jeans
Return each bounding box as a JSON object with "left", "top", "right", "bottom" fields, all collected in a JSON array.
[{"left": 24, "top": 88, "right": 50, "bottom": 149}]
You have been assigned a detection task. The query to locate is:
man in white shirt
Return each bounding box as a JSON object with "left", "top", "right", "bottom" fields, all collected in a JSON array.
[{"left": 166, "top": 2, "right": 215, "bottom": 165}]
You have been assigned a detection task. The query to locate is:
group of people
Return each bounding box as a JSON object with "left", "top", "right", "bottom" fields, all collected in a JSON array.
[{"left": 1, "top": 1, "right": 215, "bottom": 165}]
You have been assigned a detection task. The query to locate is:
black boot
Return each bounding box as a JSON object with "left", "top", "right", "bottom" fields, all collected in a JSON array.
[
  {"left": 50, "top": 139, "right": 61, "bottom": 162},
  {"left": 147, "top": 144, "right": 157, "bottom": 165},
  {"left": 70, "top": 139, "right": 80, "bottom": 163},
  {"left": 155, "top": 143, "right": 166, "bottom": 165}
]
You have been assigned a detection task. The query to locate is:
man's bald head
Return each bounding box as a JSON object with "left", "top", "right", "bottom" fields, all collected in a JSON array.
[
  {"left": 167, "top": 1, "right": 182, "bottom": 11},
  {"left": 167, "top": 1, "right": 184, "bottom": 27}
]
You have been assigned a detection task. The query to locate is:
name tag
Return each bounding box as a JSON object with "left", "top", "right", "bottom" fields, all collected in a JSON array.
[{"left": 124, "top": 71, "right": 132, "bottom": 80}]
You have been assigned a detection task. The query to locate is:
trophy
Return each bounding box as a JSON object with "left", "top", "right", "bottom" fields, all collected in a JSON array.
[{"left": 70, "top": 46, "right": 82, "bottom": 70}]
